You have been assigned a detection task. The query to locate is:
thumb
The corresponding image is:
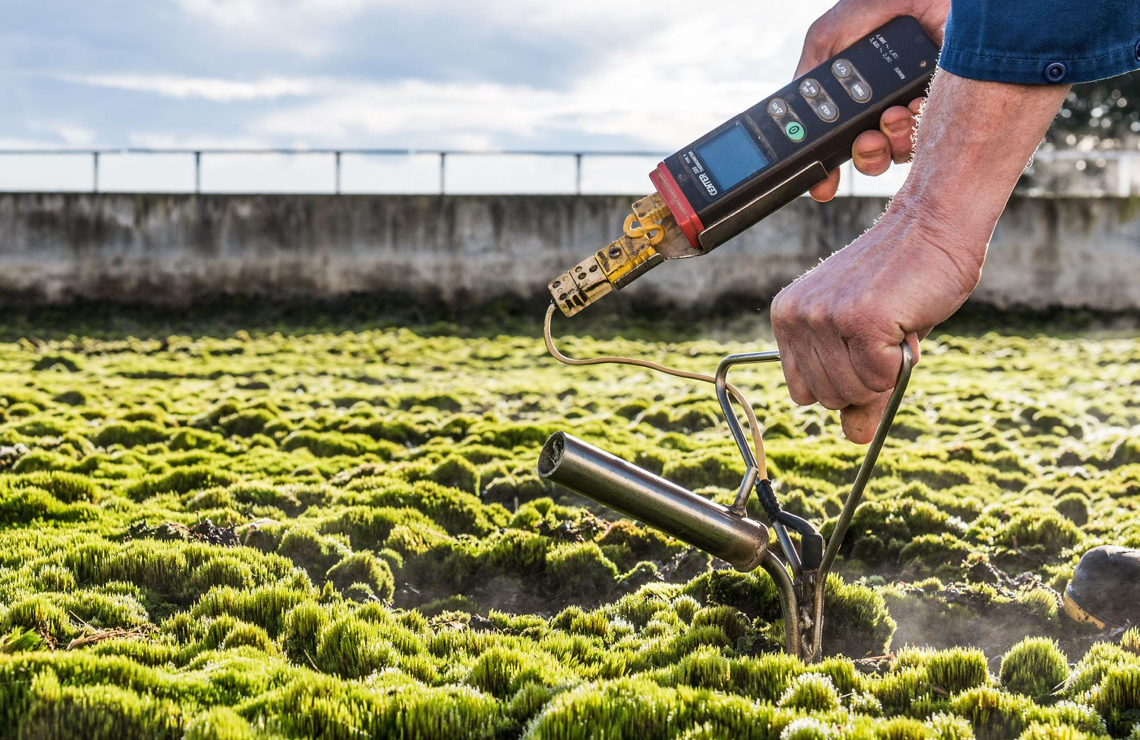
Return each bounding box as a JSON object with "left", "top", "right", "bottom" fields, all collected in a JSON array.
[
  {"left": 842, "top": 337, "right": 918, "bottom": 443},
  {"left": 904, "top": 331, "right": 922, "bottom": 368},
  {"left": 840, "top": 392, "right": 889, "bottom": 444}
]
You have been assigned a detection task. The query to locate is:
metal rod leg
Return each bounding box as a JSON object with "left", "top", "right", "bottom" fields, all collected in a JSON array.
[{"left": 762, "top": 551, "right": 801, "bottom": 659}]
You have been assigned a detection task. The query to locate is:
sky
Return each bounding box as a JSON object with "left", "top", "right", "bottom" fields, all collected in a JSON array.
[{"left": 2, "top": 0, "right": 910, "bottom": 193}]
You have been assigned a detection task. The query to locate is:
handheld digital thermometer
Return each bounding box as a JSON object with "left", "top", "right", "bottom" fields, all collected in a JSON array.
[{"left": 549, "top": 16, "right": 939, "bottom": 316}]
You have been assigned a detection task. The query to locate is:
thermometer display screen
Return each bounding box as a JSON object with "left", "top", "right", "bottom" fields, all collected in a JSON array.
[{"left": 695, "top": 122, "right": 770, "bottom": 192}]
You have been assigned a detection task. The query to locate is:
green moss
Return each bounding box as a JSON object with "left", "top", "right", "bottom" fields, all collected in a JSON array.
[
  {"left": 546, "top": 542, "right": 620, "bottom": 594},
  {"left": 997, "top": 511, "right": 1080, "bottom": 554},
  {"left": 821, "top": 575, "right": 895, "bottom": 658},
  {"left": 325, "top": 553, "right": 394, "bottom": 601},
  {"left": 899, "top": 533, "right": 972, "bottom": 570},
  {"left": 127, "top": 465, "right": 237, "bottom": 500},
  {"left": 1053, "top": 494, "right": 1090, "bottom": 527},
  {"left": 690, "top": 606, "right": 749, "bottom": 642},
  {"left": 19, "top": 674, "right": 184, "bottom": 740},
  {"left": 92, "top": 421, "right": 168, "bottom": 448},
  {"left": 1091, "top": 664, "right": 1140, "bottom": 735},
  {"left": 4, "top": 311, "right": 1140, "bottom": 736},
  {"left": 184, "top": 706, "right": 255, "bottom": 740},
  {"left": 950, "top": 687, "right": 1035, "bottom": 740},
  {"left": 778, "top": 672, "right": 841, "bottom": 712}
]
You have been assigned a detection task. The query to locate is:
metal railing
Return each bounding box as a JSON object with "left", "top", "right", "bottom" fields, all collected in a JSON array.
[
  {"left": 0, "top": 146, "right": 1137, "bottom": 196},
  {"left": 0, "top": 148, "right": 668, "bottom": 195}
]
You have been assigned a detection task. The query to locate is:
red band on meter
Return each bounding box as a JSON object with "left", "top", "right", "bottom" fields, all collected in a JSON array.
[{"left": 650, "top": 164, "right": 703, "bottom": 251}]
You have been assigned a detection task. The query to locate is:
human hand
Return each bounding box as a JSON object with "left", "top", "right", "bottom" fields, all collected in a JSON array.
[
  {"left": 796, "top": 0, "right": 951, "bottom": 201},
  {"left": 769, "top": 209, "right": 980, "bottom": 443}
]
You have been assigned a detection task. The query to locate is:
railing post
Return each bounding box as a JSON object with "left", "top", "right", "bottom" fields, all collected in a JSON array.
[
  {"left": 194, "top": 151, "right": 201, "bottom": 194},
  {"left": 575, "top": 153, "right": 583, "bottom": 195},
  {"left": 335, "top": 151, "right": 342, "bottom": 194},
  {"left": 439, "top": 152, "right": 446, "bottom": 195},
  {"left": 92, "top": 152, "right": 99, "bottom": 193},
  {"left": 1118, "top": 155, "right": 1132, "bottom": 197}
]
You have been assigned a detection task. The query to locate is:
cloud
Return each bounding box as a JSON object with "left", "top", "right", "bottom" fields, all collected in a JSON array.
[
  {"left": 61, "top": 74, "right": 317, "bottom": 102},
  {"left": 25, "top": 121, "right": 97, "bottom": 146},
  {"left": 5, "top": 0, "right": 839, "bottom": 153},
  {"left": 249, "top": 0, "right": 838, "bottom": 149},
  {"left": 170, "top": 0, "right": 376, "bottom": 28}
]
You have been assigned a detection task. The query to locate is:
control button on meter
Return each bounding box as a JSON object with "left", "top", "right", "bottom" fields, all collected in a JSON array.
[
  {"left": 831, "top": 59, "right": 853, "bottom": 79},
  {"left": 767, "top": 98, "right": 788, "bottom": 117},
  {"left": 784, "top": 120, "right": 806, "bottom": 142},
  {"left": 815, "top": 100, "right": 838, "bottom": 122},
  {"left": 799, "top": 79, "right": 820, "bottom": 98},
  {"left": 848, "top": 80, "right": 872, "bottom": 102}
]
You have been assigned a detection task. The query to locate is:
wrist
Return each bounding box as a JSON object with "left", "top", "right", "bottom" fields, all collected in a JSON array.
[{"left": 873, "top": 193, "right": 988, "bottom": 296}]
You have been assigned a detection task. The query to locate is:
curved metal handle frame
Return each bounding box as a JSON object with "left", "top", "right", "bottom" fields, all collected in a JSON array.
[{"left": 715, "top": 343, "right": 915, "bottom": 661}]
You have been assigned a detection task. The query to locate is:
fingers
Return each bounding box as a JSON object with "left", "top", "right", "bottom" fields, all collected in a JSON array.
[
  {"left": 852, "top": 98, "right": 927, "bottom": 176},
  {"left": 809, "top": 168, "right": 841, "bottom": 202},
  {"left": 905, "top": 331, "right": 922, "bottom": 367},
  {"left": 840, "top": 393, "right": 889, "bottom": 445},
  {"left": 779, "top": 346, "right": 817, "bottom": 407},
  {"left": 814, "top": 331, "right": 881, "bottom": 408},
  {"left": 880, "top": 104, "right": 918, "bottom": 163},
  {"left": 852, "top": 131, "right": 892, "bottom": 177},
  {"left": 840, "top": 335, "right": 916, "bottom": 444},
  {"left": 845, "top": 329, "right": 906, "bottom": 395},
  {"left": 799, "top": 344, "right": 845, "bottom": 410}
]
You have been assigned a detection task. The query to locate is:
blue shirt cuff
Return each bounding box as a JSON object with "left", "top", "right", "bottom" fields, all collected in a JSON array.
[{"left": 940, "top": 0, "right": 1140, "bottom": 85}]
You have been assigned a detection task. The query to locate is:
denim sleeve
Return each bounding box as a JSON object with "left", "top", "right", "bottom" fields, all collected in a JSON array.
[{"left": 940, "top": 0, "right": 1140, "bottom": 85}]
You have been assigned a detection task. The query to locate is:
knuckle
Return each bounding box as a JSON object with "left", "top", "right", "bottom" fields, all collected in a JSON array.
[
  {"left": 831, "top": 304, "right": 870, "bottom": 335},
  {"left": 803, "top": 302, "right": 830, "bottom": 329},
  {"left": 846, "top": 334, "right": 897, "bottom": 392},
  {"left": 784, "top": 375, "right": 814, "bottom": 407},
  {"left": 817, "top": 394, "right": 846, "bottom": 411}
]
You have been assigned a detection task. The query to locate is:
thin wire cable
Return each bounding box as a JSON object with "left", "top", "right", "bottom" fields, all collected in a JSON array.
[{"left": 543, "top": 304, "right": 767, "bottom": 479}]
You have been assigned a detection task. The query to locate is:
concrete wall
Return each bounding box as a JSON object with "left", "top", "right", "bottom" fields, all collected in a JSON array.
[{"left": 2, "top": 192, "right": 1138, "bottom": 310}]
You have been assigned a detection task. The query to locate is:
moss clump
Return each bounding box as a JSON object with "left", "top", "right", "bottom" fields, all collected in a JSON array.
[
  {"left": 778, "top": 717, "right": 833, "bottom": 740},
  {"left": 281, "top": 601, "right": 328, "bottom": 664},
  {"left": 898, "top": 533, "right": 972, "bottom": 570},
  {"left": 92, "top": 421, "right": 168, "bottom": 448},
  {"left": 546, "top": 542, "right": 620, "bottom": 594},
  {"left": 325, "top": 553, "right": 394, "bottom": 601},
  {"left": 19, "top": 674, "right": 184, "bottom": 740},
  {"left": 466, "top": 646, "right": 564, "bottom": 698},
  {"left": 32, "top": 353, "right": 83, "bottom": 372},
  {"left": 1091, "top": 664, "right": 1140, "bottom": 735},
  {"left": 925, "top": 647, "right": 992, "bottom": 695},
  {"left": 778, "top": 672, "right": 841, "bottom": 712},
  {"left": 1053, "top": 493, "right": 1090, "bottom": 527},
  {"left": 597, "top": 520, "right": 682, "bottom": 564},
  {"left": 184, "top": 706, "right": 254, "bottom": 740},
  {"left": 951, "top": 687, "right": 1035, "bottom": 740},
  {"left": 997, "top": 511, "right": 1080, "bottom": 554},
  {"left": 821, "top": 575, "right": 895, "bottom": 658},
  {"left": 1001, "top": 637, "right": 1069, "bottom": 699},
  {"left": 661, "top": 452, "right": 743, "bottom": 490},
  {"left": 690, "top": 606, "right": 749, "bottom": 642}
]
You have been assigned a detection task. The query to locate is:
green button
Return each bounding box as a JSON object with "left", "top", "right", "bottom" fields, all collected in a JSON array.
[{"left": 785, "top": 121, "right": 805, "bottom": 142}]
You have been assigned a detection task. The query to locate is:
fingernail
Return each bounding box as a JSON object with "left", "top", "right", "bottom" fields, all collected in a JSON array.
[
  {"left": 859, "top": 147, "right": 888, "bottom": 162},
  {"left": 886, "top": 118, "right": 913, "bottom": 135}
]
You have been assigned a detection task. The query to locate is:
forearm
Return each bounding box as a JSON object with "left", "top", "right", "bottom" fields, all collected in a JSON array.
[{"left": 887, "top": 70, "right": 1070, "bottom": 265}]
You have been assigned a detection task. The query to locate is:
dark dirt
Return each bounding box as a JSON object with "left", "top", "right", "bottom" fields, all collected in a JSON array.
[{"left": 126, "top": 518, "right": 240, "bottom": 547}]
